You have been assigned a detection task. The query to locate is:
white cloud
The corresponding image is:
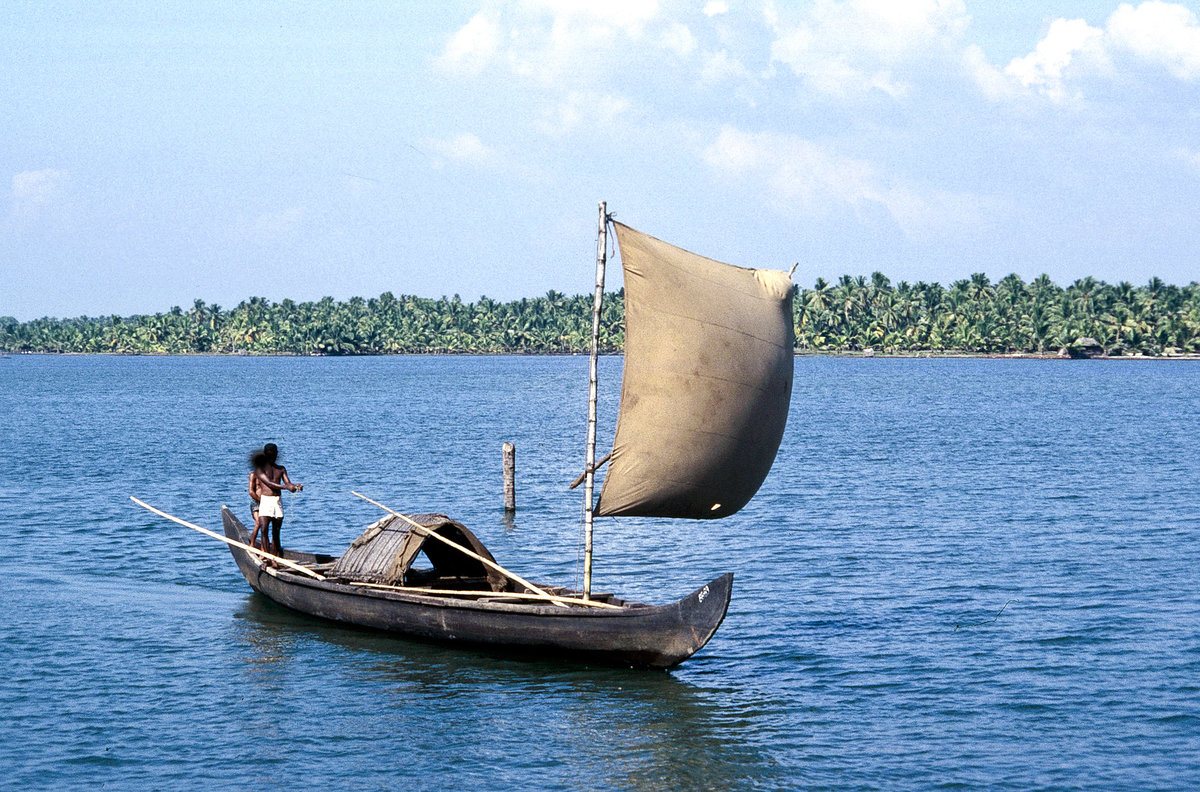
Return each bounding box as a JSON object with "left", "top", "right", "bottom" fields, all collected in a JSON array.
[
  {"left": 435, "top": 1, "right": 1200, "bottom": 140},
  {"left": 525, "top": 0, "right": 658, "bottom": 32},
  {"left": 767, "top": 0, "right": 970, "bottom": 98},
  {"left": 1005, "top": 18, "right": 1104, "bottom": 102},
  {"left": 758, "top": 0, "right": 1200, "bottom": 104},
  {"left": 703, "top": 126, "right": 878, "bottom": 215},
  {"left": 1107, "top": 1, "right": 1200, "bottom": 80},
  {"left": 423, "top": 133, "right": 503, "bottom": 168},
  {"left": 436, "top": 12, "right": 500, "bottom": 74},
  {"left": 660, "top": 22, "right": 697, "bottom": 58},
  {"left": 11, "top": 169, "right": 67, "bottom": 218},
  {"left": 987, "top": 2, "right": 1200, "bottom": 102},
  {"left": 702, "top": 125, "right": 982, "bottom": 237},
  {"left": 963, "top": 44, "right": 1017, "bottom": 100},
  {"left": 700, "top": 49, "right": 753, "bottom": 84},
  {"left": 534, "top": 91, "right": 629, "bottom": 136},
  {"left": 436, "top": 2, "right": 690, "bottom": 143},
  {"left": 438, "top": 1, "right": 660, "bottom": 85},
  {"left": 1174, "top": 146, "right": 1200, "bottom": 172}
]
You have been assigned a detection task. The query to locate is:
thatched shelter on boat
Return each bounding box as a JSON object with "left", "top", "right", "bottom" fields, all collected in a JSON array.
[{"left": 328, "top": 513, "right": 506, "bottom": 591}]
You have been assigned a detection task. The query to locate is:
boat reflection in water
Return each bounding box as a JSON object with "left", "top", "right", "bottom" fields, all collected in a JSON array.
[{"left": 232, "top": 593, "right": 787, "bottom": 791}]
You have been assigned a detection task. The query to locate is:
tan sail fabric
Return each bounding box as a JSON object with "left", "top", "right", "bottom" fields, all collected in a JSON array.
[{"left": 596, "top": 223, "right": 794, "bottom": 519}]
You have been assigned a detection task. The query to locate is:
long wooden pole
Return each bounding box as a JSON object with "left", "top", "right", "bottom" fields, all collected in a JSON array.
[
  {"left": 583, "top": 201, "right": 608, "bottom": 601},
  {"left": 130, "top": 497, "right": 325, "bottom": 580},
  {"left": 349, "top": 491, "right": 567, "bottom": 608},
  {"left": 347, "top": 581, "right": 621, "bottom": 610}
]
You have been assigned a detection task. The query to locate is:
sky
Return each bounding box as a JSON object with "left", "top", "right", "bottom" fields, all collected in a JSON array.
[{"left": 2, "top": 1, "right": 1199, "bottom": 320}]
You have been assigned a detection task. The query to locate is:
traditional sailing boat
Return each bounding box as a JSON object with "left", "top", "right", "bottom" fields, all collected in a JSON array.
[{"left": 134, "top": 203, "right": 794, "bottom": 668}]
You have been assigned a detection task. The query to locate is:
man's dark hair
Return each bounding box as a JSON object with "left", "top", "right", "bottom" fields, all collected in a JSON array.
[
  {"left": 263, "top": 443, "right": 279, "bottom": 463},
  {"left": 249, "top": 450, "right": 268, "bottom": 470}
]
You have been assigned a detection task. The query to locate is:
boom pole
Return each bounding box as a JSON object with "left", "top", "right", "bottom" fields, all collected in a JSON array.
[{"left": 583, "top": 201, "right": 608, "bottom": 600}]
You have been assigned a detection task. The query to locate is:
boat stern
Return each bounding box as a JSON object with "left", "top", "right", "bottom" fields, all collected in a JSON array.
[
  {"left": 619, "top": 572, "right": 733, "bottom": 669},
  {"left": 664, "top": 572, "right": 733, "bottom": 665}
]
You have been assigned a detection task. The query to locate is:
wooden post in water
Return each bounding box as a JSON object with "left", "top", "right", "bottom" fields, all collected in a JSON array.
[
  {"left": 503, "top": 442, "right": 516, "bottom": 513},
  {"left": 583, "top": 201, "right": 608, "bottom": 601}
]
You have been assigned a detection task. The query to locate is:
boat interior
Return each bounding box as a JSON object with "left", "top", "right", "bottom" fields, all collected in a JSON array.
[{"left": 237, "top": 510, "right": 635, "bottom": 607}]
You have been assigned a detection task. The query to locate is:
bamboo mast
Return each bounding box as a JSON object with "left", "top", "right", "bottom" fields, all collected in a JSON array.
[{"left": 583, "top": 201, "right": 608, "bottom": 601}]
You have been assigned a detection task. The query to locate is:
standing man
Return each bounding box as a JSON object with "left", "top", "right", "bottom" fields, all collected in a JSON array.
[
  {"left": 252, "top": 443, "right": 302, "bottom": 562},
  {"left": 247, "top": 450, "right": 267, "bottom": 555}
]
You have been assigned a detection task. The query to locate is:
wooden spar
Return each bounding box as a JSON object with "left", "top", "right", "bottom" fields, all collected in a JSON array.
[
  {"left": 503, "top": 442, "right": 516, "bottom": 512},
  {"left": 568, "top": 451, "right": 612, "bottom": 490},
  {"left": 347, "top": 581, "right": 622, "bottom": 610},
  {"left": 583, "top": 201, "right": 608, "bottom": 601},
  {"left": 349, "top": 491, "right": 568, "bottom": 608},
  {"left": 130, "top": 497, "right": 325, "bottom": 580}
]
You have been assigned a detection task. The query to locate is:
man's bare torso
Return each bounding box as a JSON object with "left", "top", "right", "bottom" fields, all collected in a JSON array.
[{"left": 259, "top": 465, "right": 287, "bottom": 500}]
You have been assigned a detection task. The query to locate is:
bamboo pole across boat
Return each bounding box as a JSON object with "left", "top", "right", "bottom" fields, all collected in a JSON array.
[
  {"left": 347, "top": 581, "right": 622, "bottom": 609},
  {"left": 130, "top": 497, "right": 325, "bottom": 581},
  {"left": 350, "top": 490, "right": 568, "bottom": 608}
]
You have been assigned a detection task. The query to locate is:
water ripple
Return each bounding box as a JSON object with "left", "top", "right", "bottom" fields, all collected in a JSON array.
[{"left": 0, "top": 355, "right": 1198, "bottom": 791}]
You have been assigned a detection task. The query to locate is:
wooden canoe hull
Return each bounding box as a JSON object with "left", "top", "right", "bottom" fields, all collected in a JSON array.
[{"left": 222, "top": 508, "right": 731, "bottom": 668}]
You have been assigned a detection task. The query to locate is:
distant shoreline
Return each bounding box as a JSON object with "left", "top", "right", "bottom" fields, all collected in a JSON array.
[
  {"left": 6, "top": 276, "right": 1199, "bottom": 357},
  {"left": 6, "top": 350, "right": 1200, "bottom": 360},
  {"left": 811, "top": 351, "right": 1200, "bottom": 360}
]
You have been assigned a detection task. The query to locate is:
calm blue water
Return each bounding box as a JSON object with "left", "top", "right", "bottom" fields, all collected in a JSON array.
[{"left": 0, "top": 355, "right": 1197, "bottom": 791}]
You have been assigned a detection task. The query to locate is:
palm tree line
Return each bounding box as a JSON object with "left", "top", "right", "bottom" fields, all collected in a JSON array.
[
  {"left": 0, "top": 292, "right": 622, "bottom": 355},
  {"left": 3, "top": 273, "right": 1198, "bottom": 355},
  {"left": 795, "top": 273, "right": 1199, "bottom": 355}
]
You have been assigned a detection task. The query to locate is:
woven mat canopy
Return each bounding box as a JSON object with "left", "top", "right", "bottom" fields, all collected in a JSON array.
[{"left": 329, "top": 513, "right": 506, "bottom": 591}]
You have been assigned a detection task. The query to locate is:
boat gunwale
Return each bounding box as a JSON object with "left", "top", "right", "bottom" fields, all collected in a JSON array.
[{"left": 253, "top": 557, "right": 713, "bottom": 619}]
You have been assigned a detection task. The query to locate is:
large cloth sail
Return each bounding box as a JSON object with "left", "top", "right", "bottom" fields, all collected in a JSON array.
[{"left": 596, "top": 223, "right": 794, "bottom": 520}]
